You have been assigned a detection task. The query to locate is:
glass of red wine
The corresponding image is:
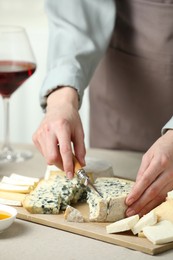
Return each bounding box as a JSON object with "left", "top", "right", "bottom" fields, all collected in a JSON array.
[{"left": 0, "top": 25, "right": 36, "bottom": 163}]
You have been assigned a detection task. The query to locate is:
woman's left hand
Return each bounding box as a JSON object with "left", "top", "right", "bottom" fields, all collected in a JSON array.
[{"left": 126, "top": 130, "right": 173, "bottom": 217}]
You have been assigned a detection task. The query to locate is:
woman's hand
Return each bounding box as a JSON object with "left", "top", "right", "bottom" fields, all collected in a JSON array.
[
  {"left": 126, "top": 130, "right": 173, "bottom": 217},
  {"left": 32, "top": 87, "right": 86, "bottom": 179}
]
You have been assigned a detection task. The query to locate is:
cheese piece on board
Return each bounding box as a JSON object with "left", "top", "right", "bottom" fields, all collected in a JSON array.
[
  {"left": 0, "top": 191, "right": 26, "bottom": 201},
  {"left": 106, "top": 214, "right": 139, "bottom": 234},
  {"left": 64, "top": 205, "right": 85, "bottom": 223},
  {"left": 23, "top": 179, "right": 62, "bottom": 214},
  {"left": 1, "top": 176, "right": 36, "bottom": 187},
  {"left": 143, "top": 220, "right": 173, "bottom": 245},
  {"left": 0, "top": 183, "right": 31, "bottom": 193},
  {"left": 87, "top": 177, "right": 134, "bottom": 222},
  {"left": 0, "top": 191, "right": 26, "bottom": 206},
  {"left": 153, "top": 199, "right": 173, "bottom": 223},
  {"left": 131, "top": 211, "right": 157, "bottom": 235},
  {"left": 10, "top": 173, "right": 39, "bottom": 185},
  {"left": 0, "top": 198, "right": 22, "bottom": 206},
  {"left": 23, "top": 176, "right": 87, "bottom": 214}
]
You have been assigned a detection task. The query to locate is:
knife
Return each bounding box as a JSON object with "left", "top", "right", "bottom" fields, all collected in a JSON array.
[{"left": 73, "top": 155, "right": 103, "bottom": 198}]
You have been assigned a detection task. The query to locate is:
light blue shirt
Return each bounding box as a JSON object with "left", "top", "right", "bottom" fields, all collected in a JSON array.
[
  {"left": 40, "top": 0, "right": 116, "bottom": 108},
  {"left": 40, "top": 0, "right": 173, "bottom": 133}
]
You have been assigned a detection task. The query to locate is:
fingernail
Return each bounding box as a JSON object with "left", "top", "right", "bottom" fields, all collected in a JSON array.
[
  {"left": 79, "top": 157, "right": 85, "bottom": 166},
  {"left": 126, "top": 197, "right": 135, "bottom": 206},
  {"left": 126, "top": 208, "right": 136, "bottom": 217},
  {"left": 67, "top": 172, "right": 73, "bottom": 179}
]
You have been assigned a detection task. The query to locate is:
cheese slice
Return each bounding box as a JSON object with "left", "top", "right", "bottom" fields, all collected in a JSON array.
[
  {"left": 64, "top": 205, "right": 85, "bottom": 223},
  {"left": 10, "top": 173, "right": 39, "bottom": 185},
  {"left": 131, "top": 211, "right": 157, "bottom": 235},
  {"left": 106, "top": 214, "right": 139, "bottom": 234},
  {"left": 0, "top": 191, "right": 26, "bottom": 201},
  {"left": 1, "top": 176, "right": 36, "bottom": 187},
  {"left": 0, "top": 198, "right": 22, "bottom": 206},
  {"left": 153, "top": 199, "right": 173, "bottom": 223},
  {"left": 143, "top": 220, "right": 173, "bottom": 245},
  {"left": 0, "top": 183, "right": 31, "bottom": 193}
]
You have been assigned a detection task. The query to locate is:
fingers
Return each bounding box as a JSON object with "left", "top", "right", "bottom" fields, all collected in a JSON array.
[
  {"left": 73, "top": 121, "right": 86, "bottom": 167},
  {"left": 33, "top": 113, "right": 86, "bottom": 179},
  {"left": 56, "top": 119, "right": 74, "bottom": 178},
  {"left": 33, "top": 122, "right": 63, "bottom": 169},
  {"left": 126, "top": 168, "right": 173, "bottom": 217},
  {"left": 126, "top": 152, "right": 167, "bottom": 206}
]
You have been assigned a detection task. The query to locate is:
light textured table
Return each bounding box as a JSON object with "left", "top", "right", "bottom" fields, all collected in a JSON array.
[{"left": 0, "top": 144, "right": 172, "bottom": 260}]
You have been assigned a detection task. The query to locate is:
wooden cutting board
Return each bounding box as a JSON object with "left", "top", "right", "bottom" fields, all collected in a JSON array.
[{"left": 15, "top": 202, "right": 173, "bottom": 255}]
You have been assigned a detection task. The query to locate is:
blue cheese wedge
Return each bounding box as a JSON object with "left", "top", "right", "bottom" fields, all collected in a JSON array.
[
  {"left": 64, "top": 205, "right": 85, "bottom": 223},
  {"left": 87, "top": 177, "right": 134, "bottom": 222},
  {"left": 23, "top": 176, "right": 87, "bottom": 214},
  {"left": 22, "top": 179, "right": 62, "bottom": 214}
]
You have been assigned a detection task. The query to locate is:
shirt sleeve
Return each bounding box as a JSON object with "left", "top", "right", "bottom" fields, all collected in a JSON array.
[
  {"left": 161, "top": 117, "right": 173, "bottom": 134},
  {"left": 40, "top": 0, "right": 116, "bottom": 109}
]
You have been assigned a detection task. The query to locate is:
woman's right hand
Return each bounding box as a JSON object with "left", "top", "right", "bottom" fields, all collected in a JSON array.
[{"left": 32, "top": 87, "right": 86, "bottom": 179}]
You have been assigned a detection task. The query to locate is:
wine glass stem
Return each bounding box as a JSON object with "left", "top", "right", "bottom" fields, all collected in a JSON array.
[{"left": 2, "top": 97, "right": 12, "bottom": 151}]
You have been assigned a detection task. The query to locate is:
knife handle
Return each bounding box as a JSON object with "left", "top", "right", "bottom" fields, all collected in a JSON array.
[{"left": 73, "top": 155, "right": 83, "bottom": 174}]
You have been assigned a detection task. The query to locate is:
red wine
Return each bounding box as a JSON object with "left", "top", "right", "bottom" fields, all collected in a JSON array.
[{"left": 0, "top": 60, "right": 36, "bottom": 97}]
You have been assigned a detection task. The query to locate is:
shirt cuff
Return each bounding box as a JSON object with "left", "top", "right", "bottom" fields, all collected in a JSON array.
[
  {"left": 39, "top": 64, "right": 87, "bottom": 111},
  {"left": 161, "top": 117, "right": 173, "bottom": 135}
]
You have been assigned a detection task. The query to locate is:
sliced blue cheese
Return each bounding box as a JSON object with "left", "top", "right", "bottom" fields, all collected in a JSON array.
[
  {"left": 23, "top": 180, "right": 62, "bottom": 214},
  {"left": 64, "top": 205, "right": 85, "bottom": 223},
  {"left": 23, "top": 176, "right": 87, "bottom": 214},
  {"left": 87, "top": 177, "right": 134, "bottom": 222}
]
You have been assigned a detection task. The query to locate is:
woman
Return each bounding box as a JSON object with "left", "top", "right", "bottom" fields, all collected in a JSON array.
[{"left": 33, "top": 0, "right": 173, "bottom": 217}]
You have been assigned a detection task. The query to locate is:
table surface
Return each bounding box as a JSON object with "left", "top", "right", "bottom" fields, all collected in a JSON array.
[{"left": 0, "top": 144, "right": 172, "bottom": 260}]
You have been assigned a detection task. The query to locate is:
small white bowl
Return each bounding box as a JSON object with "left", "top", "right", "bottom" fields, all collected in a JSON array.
[{"left": 0, "top": 204, "right": 17, "bottom": 233}]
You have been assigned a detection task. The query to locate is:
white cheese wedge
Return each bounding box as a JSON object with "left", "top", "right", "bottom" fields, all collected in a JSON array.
[
  {"left": 0, "top": 198, "right": 22, "bottom": 206},
  {"left": 10, "top": 173, "right": 39, "bottom": 185},
  {"left": 143, "top": 220, "right": 173, "bottom": 245},
  {"left": 106, "top": 214, "right": 139, "bottom": 234},
  {"left": 131, "top": 211, "right": 157, "bottom": 235},
  {"left": 0, "top": 191, "right": 26, "bottom": 202},
  {"left": 1, "top": 176, "right": 36, "bottom": 187},
  {"left": 64, "top": 205, "right": 85, "bottom": 223},
  {"left": 0, "top": 183, "right": 31, "bottom": 193}
]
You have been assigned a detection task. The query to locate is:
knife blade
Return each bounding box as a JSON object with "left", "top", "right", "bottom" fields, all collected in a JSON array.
[{"left": 73, "top": 155, "right": 102, "bottom": 198}]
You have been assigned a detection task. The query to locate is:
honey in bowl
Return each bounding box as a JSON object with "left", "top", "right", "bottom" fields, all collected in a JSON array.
[{"left": 0, "top": 210, "right": 12, "bottom": 220}]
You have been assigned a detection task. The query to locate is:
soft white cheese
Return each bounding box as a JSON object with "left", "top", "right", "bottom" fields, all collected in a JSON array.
[
  {"left": 143, "top": 220, "right": 173, "bottom": 245},
  {"left": 106, "top": 214, "right": 139, "bottom": 234},
  {"left": 131, "top": 211, "right": 157, "bottom": 235}
]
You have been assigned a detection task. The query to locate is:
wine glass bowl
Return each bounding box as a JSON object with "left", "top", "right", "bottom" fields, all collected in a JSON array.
[{"left": 0, "top": 25, "right": 36, "bottom": 163}]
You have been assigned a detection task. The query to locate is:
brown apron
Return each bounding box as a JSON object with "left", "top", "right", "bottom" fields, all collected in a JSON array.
[{"left": 89, "top": 0, "right": 173, "bottom": 152}]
